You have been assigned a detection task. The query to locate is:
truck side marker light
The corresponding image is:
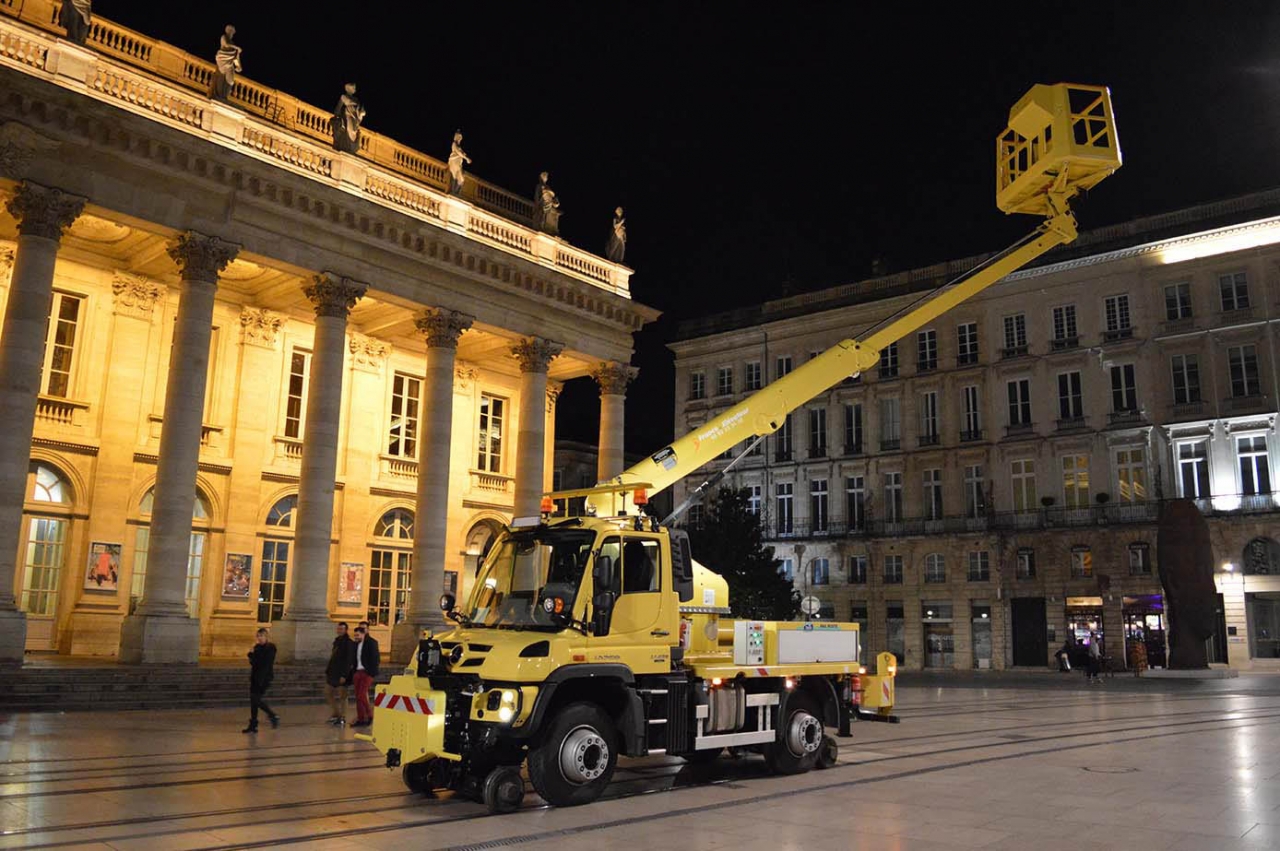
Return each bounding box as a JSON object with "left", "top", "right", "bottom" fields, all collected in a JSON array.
[{"left": 784, "top": 678, "right": 796, "bottom": 690}]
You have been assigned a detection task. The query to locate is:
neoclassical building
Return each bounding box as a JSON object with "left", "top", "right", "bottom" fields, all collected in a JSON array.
[
  {"left": 0, "top": 4, "right": 656, "bottom": 663},
  {"left": 671, "top": 190, "right": 1280, "bottom": 671}
]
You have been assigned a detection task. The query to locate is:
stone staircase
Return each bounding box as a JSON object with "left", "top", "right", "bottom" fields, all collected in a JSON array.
[{"left": 0, "top": 660, "right": 396, "bottom": 713}]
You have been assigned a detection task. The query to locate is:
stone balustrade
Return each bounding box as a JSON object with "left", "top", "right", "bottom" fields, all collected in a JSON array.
[{"left": 0, "top": 3, "right": 632, "bottom": 297}]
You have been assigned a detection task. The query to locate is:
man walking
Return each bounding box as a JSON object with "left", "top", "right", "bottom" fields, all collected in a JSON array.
[
  {"left": 244, "top": 628, "right": 280, "bottom": 733},
  {"left": 350, "top": 625, "right": 380, "bottom": 728},
  {"left": 325, "top": 621, "right": 355, "bottom": 726}
]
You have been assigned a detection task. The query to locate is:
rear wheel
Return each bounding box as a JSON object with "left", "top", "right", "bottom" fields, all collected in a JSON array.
[
  {"left": 402, "top": 762, "right": 432, "bottom": 794},
  {"left": 764, "top": 692, "right": 822, "bottom": 775},
  {"left": 528, "top": 702, "right": 618, "bottom": 807}
]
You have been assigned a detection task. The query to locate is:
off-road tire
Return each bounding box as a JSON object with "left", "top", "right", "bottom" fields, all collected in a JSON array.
[
  {"left": 528, "top": 702, "right": 618, "bottom": 807},
  {"left": 764, "top": 692, "right": 822, "bottom": 775}
]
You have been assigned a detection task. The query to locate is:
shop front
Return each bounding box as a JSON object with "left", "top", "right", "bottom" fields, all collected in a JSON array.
[
  {"left": 972, "top": 603, "right": 992, "bottom": 669},
  {"left": 922, "top": 602, "right": 954, "bottom": 668},
  {"left": 1065, "top": 596, "right": 1105, "bottom": 668},
  {"left": 1123, "top": 594, "right": 1166, "bottom": 669}
]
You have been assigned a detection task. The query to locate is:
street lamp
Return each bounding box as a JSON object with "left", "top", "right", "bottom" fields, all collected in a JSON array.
[{"left": 794, "top": 543, "right": 810, "bottom": 622}]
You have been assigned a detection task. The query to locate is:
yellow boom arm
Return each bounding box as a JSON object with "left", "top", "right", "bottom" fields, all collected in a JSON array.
[{"left": 586, "top": 83, "right": 1121, "bottom": 517}]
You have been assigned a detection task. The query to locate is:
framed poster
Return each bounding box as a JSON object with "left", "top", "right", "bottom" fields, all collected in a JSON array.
[
  {"left": 221, "top": 553, "right": 253, "bottom": 599},
  {"left": 339, "top": 562, "right": 364, "bottom": 605},
  {"left": 84, "top": 542, "right": 122, "bottom": 591}
]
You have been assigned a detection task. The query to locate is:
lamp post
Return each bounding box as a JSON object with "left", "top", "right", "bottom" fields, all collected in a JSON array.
[{"left": 794, "top": 542, "right": 809, "bottom": 622}]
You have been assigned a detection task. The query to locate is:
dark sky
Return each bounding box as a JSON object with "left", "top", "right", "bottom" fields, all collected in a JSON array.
[{"left": 96, "top": 1, "right": 1280, "bottom": 454}]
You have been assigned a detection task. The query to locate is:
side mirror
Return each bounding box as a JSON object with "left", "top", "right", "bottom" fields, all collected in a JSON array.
[
  {"left": 593, "top": 554, "right": 615, "bottom": 594},
  {"left": 592, "top": 591, "right": 616, "bottom": 637},
  {"left": 439, "top": 593, "right": 455, "bottom": 612}
]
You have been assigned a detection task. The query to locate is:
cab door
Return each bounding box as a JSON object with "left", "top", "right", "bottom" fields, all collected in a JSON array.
[{"left": 588, "top": 534, "right": 673, "bottom": 673}]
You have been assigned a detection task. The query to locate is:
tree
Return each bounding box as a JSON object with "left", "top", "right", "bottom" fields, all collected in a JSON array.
[{"left": 688, "top": 486, "right": 800, "bottom": 621}]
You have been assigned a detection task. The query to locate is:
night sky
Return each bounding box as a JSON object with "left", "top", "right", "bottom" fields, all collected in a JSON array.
[{"left": 94, "top": 1, "right": 1280, "bottom": 454}]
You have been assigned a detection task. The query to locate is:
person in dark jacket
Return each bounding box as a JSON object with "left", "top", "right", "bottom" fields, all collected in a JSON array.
[
  {"left": 325, "top": 621, "right": 355, "bottom": 726},
  {"left": 244, "top": 628, "right": 279, "bottom": 733},
  {"left": 350, "top": 625, "right": 380, "bottom": 728}
]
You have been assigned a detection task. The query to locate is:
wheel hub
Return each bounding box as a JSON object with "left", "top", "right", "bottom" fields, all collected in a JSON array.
[
  {"left": 785, "top": 711, "right": 822, "bottom": 758},
  {"left": 559, "top": 725, "right": 609, "bottom": 784}
]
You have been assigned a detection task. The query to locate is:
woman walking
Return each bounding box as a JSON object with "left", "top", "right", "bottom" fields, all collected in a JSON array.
[{"left": 244, "top": 628, "right": 280, "bottom": 733}]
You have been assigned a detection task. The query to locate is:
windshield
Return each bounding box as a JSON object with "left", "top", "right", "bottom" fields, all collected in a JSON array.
[{"left": 464, "top": 526, "right": 595, "bottom": 629}]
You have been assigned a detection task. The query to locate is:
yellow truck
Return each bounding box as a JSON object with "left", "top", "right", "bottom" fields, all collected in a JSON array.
[{"left": 359, "top": 82, "right": 1121, "bottom": 813}]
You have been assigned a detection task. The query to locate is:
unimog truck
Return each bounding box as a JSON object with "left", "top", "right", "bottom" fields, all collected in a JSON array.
[{"left": 358, "top": 82, "right": 1122, "bottom": 813}]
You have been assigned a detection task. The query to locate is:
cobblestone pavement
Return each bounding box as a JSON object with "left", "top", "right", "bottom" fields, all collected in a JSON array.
[{"left": 2, "top": 673, "right": 1279, "bottom": 850}]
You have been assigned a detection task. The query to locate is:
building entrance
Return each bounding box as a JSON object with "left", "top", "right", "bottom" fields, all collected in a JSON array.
[
  {"left": 1066, "top": 596, "right": 1105, "bottom": 666},
  {"left": 1123, "top": 595, "right": 1166, "bottom": 669},
  {"left": 1010, "top": 597, "right": 1047, "bottom": 667}
]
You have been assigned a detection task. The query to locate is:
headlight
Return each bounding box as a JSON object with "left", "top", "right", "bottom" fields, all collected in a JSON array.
[{"left": 497, "top": 688, "right": 519, "bottom": 723}]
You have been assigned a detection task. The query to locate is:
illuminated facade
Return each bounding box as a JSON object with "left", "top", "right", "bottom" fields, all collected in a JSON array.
[
  {"left": 0, "top": 5, "right": 656, "bottom": 662},
  {"left": 671, "top": 191, "right": 1280, "bottom": 671}
]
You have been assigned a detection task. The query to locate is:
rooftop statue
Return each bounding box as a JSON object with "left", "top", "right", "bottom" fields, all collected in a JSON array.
[
  {"left": 209, "top": 25, "right": 242, "bottom": 103},
  {"left": 61, "top": 0, "right": 91, "bottom": 46},
  {"left": 532, "top": 171, "right": 561, "bottom": 236},
  {"left": 331, "top": 83, "right": 365, "bottom": 155},
  {"left": 448, "top": 130, "right": 471, "bottom": 195},
  {"left": 605, "top": 206, "right": 626, "bottom": 263}
]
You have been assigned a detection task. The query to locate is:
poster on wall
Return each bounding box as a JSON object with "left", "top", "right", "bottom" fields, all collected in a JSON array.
[
  {"left": 221, "top": 553, "right": 252, "bottom": 599},
  {"left": 338, "top": 562, "right": 364, "bottom": 605},
  {"left": 84, "top": 542, "right": 122, "bottom": 591}
]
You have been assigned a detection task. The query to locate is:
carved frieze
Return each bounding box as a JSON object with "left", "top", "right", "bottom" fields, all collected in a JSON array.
[
  {"left": 111, "top": 272, "right": 165, "bottom": 320},
  {"left": 454, "top": 361, "right": 478, "bottom": 392},
  {"left": 239, "top": 306, "right": 283, "bottom": 348},
  {"left": 348, "top": 332, "right": 390, "bottom": 370}
]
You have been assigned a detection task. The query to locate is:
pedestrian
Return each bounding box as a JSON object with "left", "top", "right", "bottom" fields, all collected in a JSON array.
[
  {"left": 325, "top": 621, "right": 355, "bottom": 726},
  {"left": 350, "top": 624, "right": 380, "bottom": 728},
  {"left": 244, "top": 627, "right": 279, "bottom": 733},
  {"left": 1054, "top": 637, "right": 1073, "bottom": 672},
  {"left": 1086, "top": 631, "right": 1102, "bottom": 683}
]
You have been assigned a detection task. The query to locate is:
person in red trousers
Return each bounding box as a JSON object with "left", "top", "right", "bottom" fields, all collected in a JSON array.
[{"left": 349, "top": 625, "right": 380, "bottom": 728}]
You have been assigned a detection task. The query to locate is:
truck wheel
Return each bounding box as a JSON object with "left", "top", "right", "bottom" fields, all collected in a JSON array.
[
  {"left": 765, "top": 693, "right": 822, "bottom": 775},
  {"left": 528, "top": 702, "right": 618, "bottom": 807},
  {"left": 402, "top": 762, "right": 432, "bottom": 794},
  {"left": 815, "top": 734, "right": 838, "bottom": 769},
  {"left": 482, "top": 765, "right": 526, "bottom": 814}
]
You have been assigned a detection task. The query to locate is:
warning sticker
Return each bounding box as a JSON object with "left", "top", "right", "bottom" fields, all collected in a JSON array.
[{"left": 703, "top": 587, "right": 716, "bottom": 606}]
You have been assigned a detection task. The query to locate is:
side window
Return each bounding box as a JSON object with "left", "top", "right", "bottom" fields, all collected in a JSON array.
[{"left": 620, "top": 537, "right": 662, "bottom": 594}]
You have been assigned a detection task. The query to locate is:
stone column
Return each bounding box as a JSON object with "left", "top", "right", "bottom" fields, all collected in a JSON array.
[
  {"left": 592, "top": 361, "right": 637, "bottom": 482},
  {"left": 0, "top": 183, "right": 85, "bottom": 661},
  {"left": 392, "top": 308, "right": 473, "bottom": 662},
  {"left": 273, "top": 273, "right": 367, "bottom": 662},
  {"left": 511, "top": 338, "right": 563, "bottom": 516},
  {"left": 120, "top": 231, "right": 239, "bottom": 663}
]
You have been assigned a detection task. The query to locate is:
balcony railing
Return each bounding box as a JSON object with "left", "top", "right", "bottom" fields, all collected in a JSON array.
[
  {"left": 959, "top": 429, "right": 984, "bottom": 442},
  {"left": 1056, "top": 416, "right": 1086, "bottom": 431},
  {"left": 843, "top": 443, "right": 864, "bottom": 456},
  {"left": 878, "top": 367, "right": 900, "bottom": 380},
  {"left": 1102, "top": 326, "right": 1135, "bottom": 342},
  {"left": 1220, "top": 306, "right": 1258, "bottom": 325},
  {"left": 808, "top": 446, "right": 828, "bottom": 459},
  {"left": 1050, "top": 335, "right": 1079, "bottom": 351},
  {"left": 1000, "top": 345, "right": 1029, "bottom": 360},
  {"left": 1157, "top": 317, "right": 1195, "bottom": 336},
  {"left": 880, "top": 438, "right": 901, "bottom": 452},
  {"left": 917, "top": 359, "right": 938, "bottom": 373},
  {"left": 956, "top": 352, "right": 980, "bottom": 367},
  {"left": 1005, "top": 422, "right": 1035, "bottom": 437},
  {"left": 1169, "top": 400, "right": 1207, "bottom": 420},
  {"left": 918, "top": 433, "right": 940, "bottom": 448},
  {"left": 1108, "top": 409, "right": 1143, "bottom": 426},
  {"left": 1223, "top": 394, "right": 1270, "bottom": 415},
  {"left": 774, "top": 450, "right": 794, "bottom": 463},
  {"left": 758, "top": 494, "right": 1277, "bottom": 541}
]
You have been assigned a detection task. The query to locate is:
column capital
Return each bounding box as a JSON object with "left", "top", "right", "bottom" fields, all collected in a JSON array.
[
  {"left": 547, "top": 381, "right": 563, "bottom": 414},
  {"left": 511, "top": 337, "right": 564, "bottom": 374},
  {"left": 304, "top": 272, "right": 367, "bottom": 318},
  {"left": 240, "top": 306, "right": 283, "bottom": 348},
  {"left": 592, "top": 361, "right": 638, "bottom": 395},
  {"left": 166, "top": 231, "right": 240, "bottom": 283},
  {"left": 111, "top": 272, "right": 166, "bottom": 320},
  {"left": 415, "top": 307, "right": 474, "bottom": 349},
  {"left": 5, "top": 181, "right": 86, "bottom": 241}
]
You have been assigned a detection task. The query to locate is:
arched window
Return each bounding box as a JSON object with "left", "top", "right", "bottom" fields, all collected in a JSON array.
[
  {"left": 924, "top": 553, "right": 946, "bottom": 583},
  {"left": 259, "top": 495, "right": 298, "bottom": 623},
  {"left": 131, "top": 486, "right": 213, "bottom": 617},
  {"left": 21, "top": 464, "right": 73, "bottom": 620},
  {"left": 369, "top": 508, "right": 414, "bottom": 628}
]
